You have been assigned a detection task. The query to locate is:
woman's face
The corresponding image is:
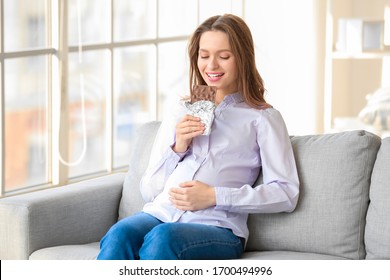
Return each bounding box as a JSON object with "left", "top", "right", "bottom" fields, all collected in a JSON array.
[{"left": 197, "top": 30, "right": 238, "bottom": 98}]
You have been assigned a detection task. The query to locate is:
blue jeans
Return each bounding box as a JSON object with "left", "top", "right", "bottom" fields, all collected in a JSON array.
[{"left": 97, "top": 212, "right": 244, "bottom": 260}]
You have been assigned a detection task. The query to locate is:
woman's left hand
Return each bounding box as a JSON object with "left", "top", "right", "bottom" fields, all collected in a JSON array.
[{"left": 169, "top": 180, "right": 216, "bottom": 211}]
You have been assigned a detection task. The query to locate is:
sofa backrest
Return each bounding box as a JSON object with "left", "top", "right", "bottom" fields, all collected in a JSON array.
[
  {"left": 365, "top": 137, "right": 390, "bottom": 259},
  {"left": 118, "top": 121, "right": 382, "bottom": 259},
  {"left": 118, "top": 121, "right": 161, "bottom": 220},
  {"left": 246, "top": 130, "right": 381, "bottom": 259}
]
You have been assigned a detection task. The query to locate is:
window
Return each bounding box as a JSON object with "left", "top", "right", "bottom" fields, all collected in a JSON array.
[
  {"left": 0, "top": 0, "right": 244, "bottom": 196},
  {"left": 2, "top": 0, "right": 50, "bottom": 193}
]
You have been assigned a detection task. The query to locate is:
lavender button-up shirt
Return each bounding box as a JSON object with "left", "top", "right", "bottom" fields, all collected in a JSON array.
[{"left": 140, "top": 93, "right": 299, "bottom": 241}]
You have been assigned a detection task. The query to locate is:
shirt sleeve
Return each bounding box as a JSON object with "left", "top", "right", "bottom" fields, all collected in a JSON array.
[
  {"left": 214, "top": 109, "right": 300, "bottom": 214},
  {"left": 139, "top": 102, "right": 189, "bottom": 203}
]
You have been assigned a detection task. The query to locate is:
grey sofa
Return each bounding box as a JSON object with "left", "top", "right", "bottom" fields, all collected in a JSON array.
[{"left": 1, "top": 121, "right": 389, "bottom": 260}]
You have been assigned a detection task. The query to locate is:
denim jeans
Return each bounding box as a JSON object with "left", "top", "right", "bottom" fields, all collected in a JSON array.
[{"left": 97, "top": 212, "right": 244, "bottom": 260}]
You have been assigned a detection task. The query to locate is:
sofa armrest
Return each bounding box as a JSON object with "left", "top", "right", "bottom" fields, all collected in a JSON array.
[{"left": 0, "top": 173, "right": 125, "bottom": 260}]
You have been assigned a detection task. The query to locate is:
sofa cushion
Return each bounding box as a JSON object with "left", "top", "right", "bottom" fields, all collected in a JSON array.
[
  {"left": 246, "top": 130, "right": 381, "bottom": 259},
  {"left": 241, "top": 251, "right": 346, "bottom": 260},
  {"left": 365, "top": 137, "right": 390, "bottom": 259},
  {"left": 118, "top": 121, "right": 161, "bottom": 220},
  {"left": 29, "top": 242, "right": 99, "bottom": 260}
]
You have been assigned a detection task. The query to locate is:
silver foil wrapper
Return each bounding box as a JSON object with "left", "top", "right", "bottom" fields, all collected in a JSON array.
[{"left": 185, "top": 100, "right": 216, "bottom": 135}]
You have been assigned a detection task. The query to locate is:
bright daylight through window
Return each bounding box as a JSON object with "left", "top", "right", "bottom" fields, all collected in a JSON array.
[{"left": 0, "top": 0, "right": 243, "bottom": 196}]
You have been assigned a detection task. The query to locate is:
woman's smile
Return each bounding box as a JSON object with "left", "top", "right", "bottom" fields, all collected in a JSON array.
[{"left": 206, "top": 72, "right": 224, "bottom": 82}]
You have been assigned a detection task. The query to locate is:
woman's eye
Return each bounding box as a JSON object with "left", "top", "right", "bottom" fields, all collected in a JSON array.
[
  {"left": 220, "top": 56, "right": 229, "bottom": 60},
  {"left": 200, "top": 56, "right": 209, "bottom": 59}
]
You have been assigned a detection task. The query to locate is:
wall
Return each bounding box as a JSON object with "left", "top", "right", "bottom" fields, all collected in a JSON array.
[{"left": 245, "top": 0, "right": 327, "bottom": 135}]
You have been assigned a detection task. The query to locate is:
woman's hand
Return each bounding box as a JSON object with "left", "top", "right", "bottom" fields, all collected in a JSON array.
[
  {"left": 173, "top": 115, "right": 205, "bottom": 153},
  {"left": 169, "top": 180, "right": 216, "bottom": 211}
]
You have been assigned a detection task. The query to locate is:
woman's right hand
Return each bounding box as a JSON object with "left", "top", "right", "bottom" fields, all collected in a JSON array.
[{"left": 173, "top": 115, "right": 205, "bottom": 153}]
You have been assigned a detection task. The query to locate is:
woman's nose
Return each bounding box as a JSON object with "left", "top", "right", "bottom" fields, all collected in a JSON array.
[{"left": 208, "top": 57, "right": 219, "bottom": 70}]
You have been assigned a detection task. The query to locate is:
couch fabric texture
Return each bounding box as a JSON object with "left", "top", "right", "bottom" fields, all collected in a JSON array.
[
  {"left": 0, "top": 121, "right": 389, "bottom": 260},
  {"left": 365, "top": 137, "right": 390, "bottom": 259}
]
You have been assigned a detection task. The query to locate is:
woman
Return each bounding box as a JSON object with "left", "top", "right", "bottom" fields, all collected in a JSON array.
[{"left": 97, "top": 14, "right": 299, "bottom": 260}]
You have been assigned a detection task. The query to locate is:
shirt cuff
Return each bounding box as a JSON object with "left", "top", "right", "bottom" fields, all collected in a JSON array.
[
  {"left": 214, "top": 186, "right": 233, "bottom": 210},
  {"left": 170, "top": 143, "right": 190, "bottom": 161}
]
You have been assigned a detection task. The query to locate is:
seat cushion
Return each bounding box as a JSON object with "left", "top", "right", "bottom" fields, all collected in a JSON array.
[
  {"left": 241, "top": 251, "right": 346, "bottom": 260},
  {"left": 365, "top": 137, "right": 390, "bottom": 259},
  {"left": 246, "top": 130, "right": 381, "bottom": 259},
  {"left": 29, "top": 242, "right": 100, "bottom": 260}
]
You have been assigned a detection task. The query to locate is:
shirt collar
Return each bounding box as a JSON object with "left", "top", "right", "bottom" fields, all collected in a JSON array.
[{"left": 222, "top": 92, "right": 244, "bottom": 105}]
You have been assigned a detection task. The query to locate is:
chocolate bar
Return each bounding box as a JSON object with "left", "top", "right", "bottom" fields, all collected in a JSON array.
[
  {"left": 185, "top": 85, "right": 217, "bottom": 136},
  {"left": 191, "top": 85, "right": 217, "bottom": 103}
]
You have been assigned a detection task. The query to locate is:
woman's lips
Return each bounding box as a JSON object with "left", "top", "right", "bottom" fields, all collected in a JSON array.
[{"left": 206, "top": 72, "right": 224, "bottom": 82}]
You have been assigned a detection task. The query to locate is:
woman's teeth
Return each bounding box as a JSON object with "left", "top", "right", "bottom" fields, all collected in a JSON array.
[{"left": 207, "top": 73, "right": 223, "bottom": 78}]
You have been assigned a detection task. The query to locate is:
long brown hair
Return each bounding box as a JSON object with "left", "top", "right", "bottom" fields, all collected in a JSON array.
[{"left": 188, "top": 14, "right": 270, "bottom": 109}]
